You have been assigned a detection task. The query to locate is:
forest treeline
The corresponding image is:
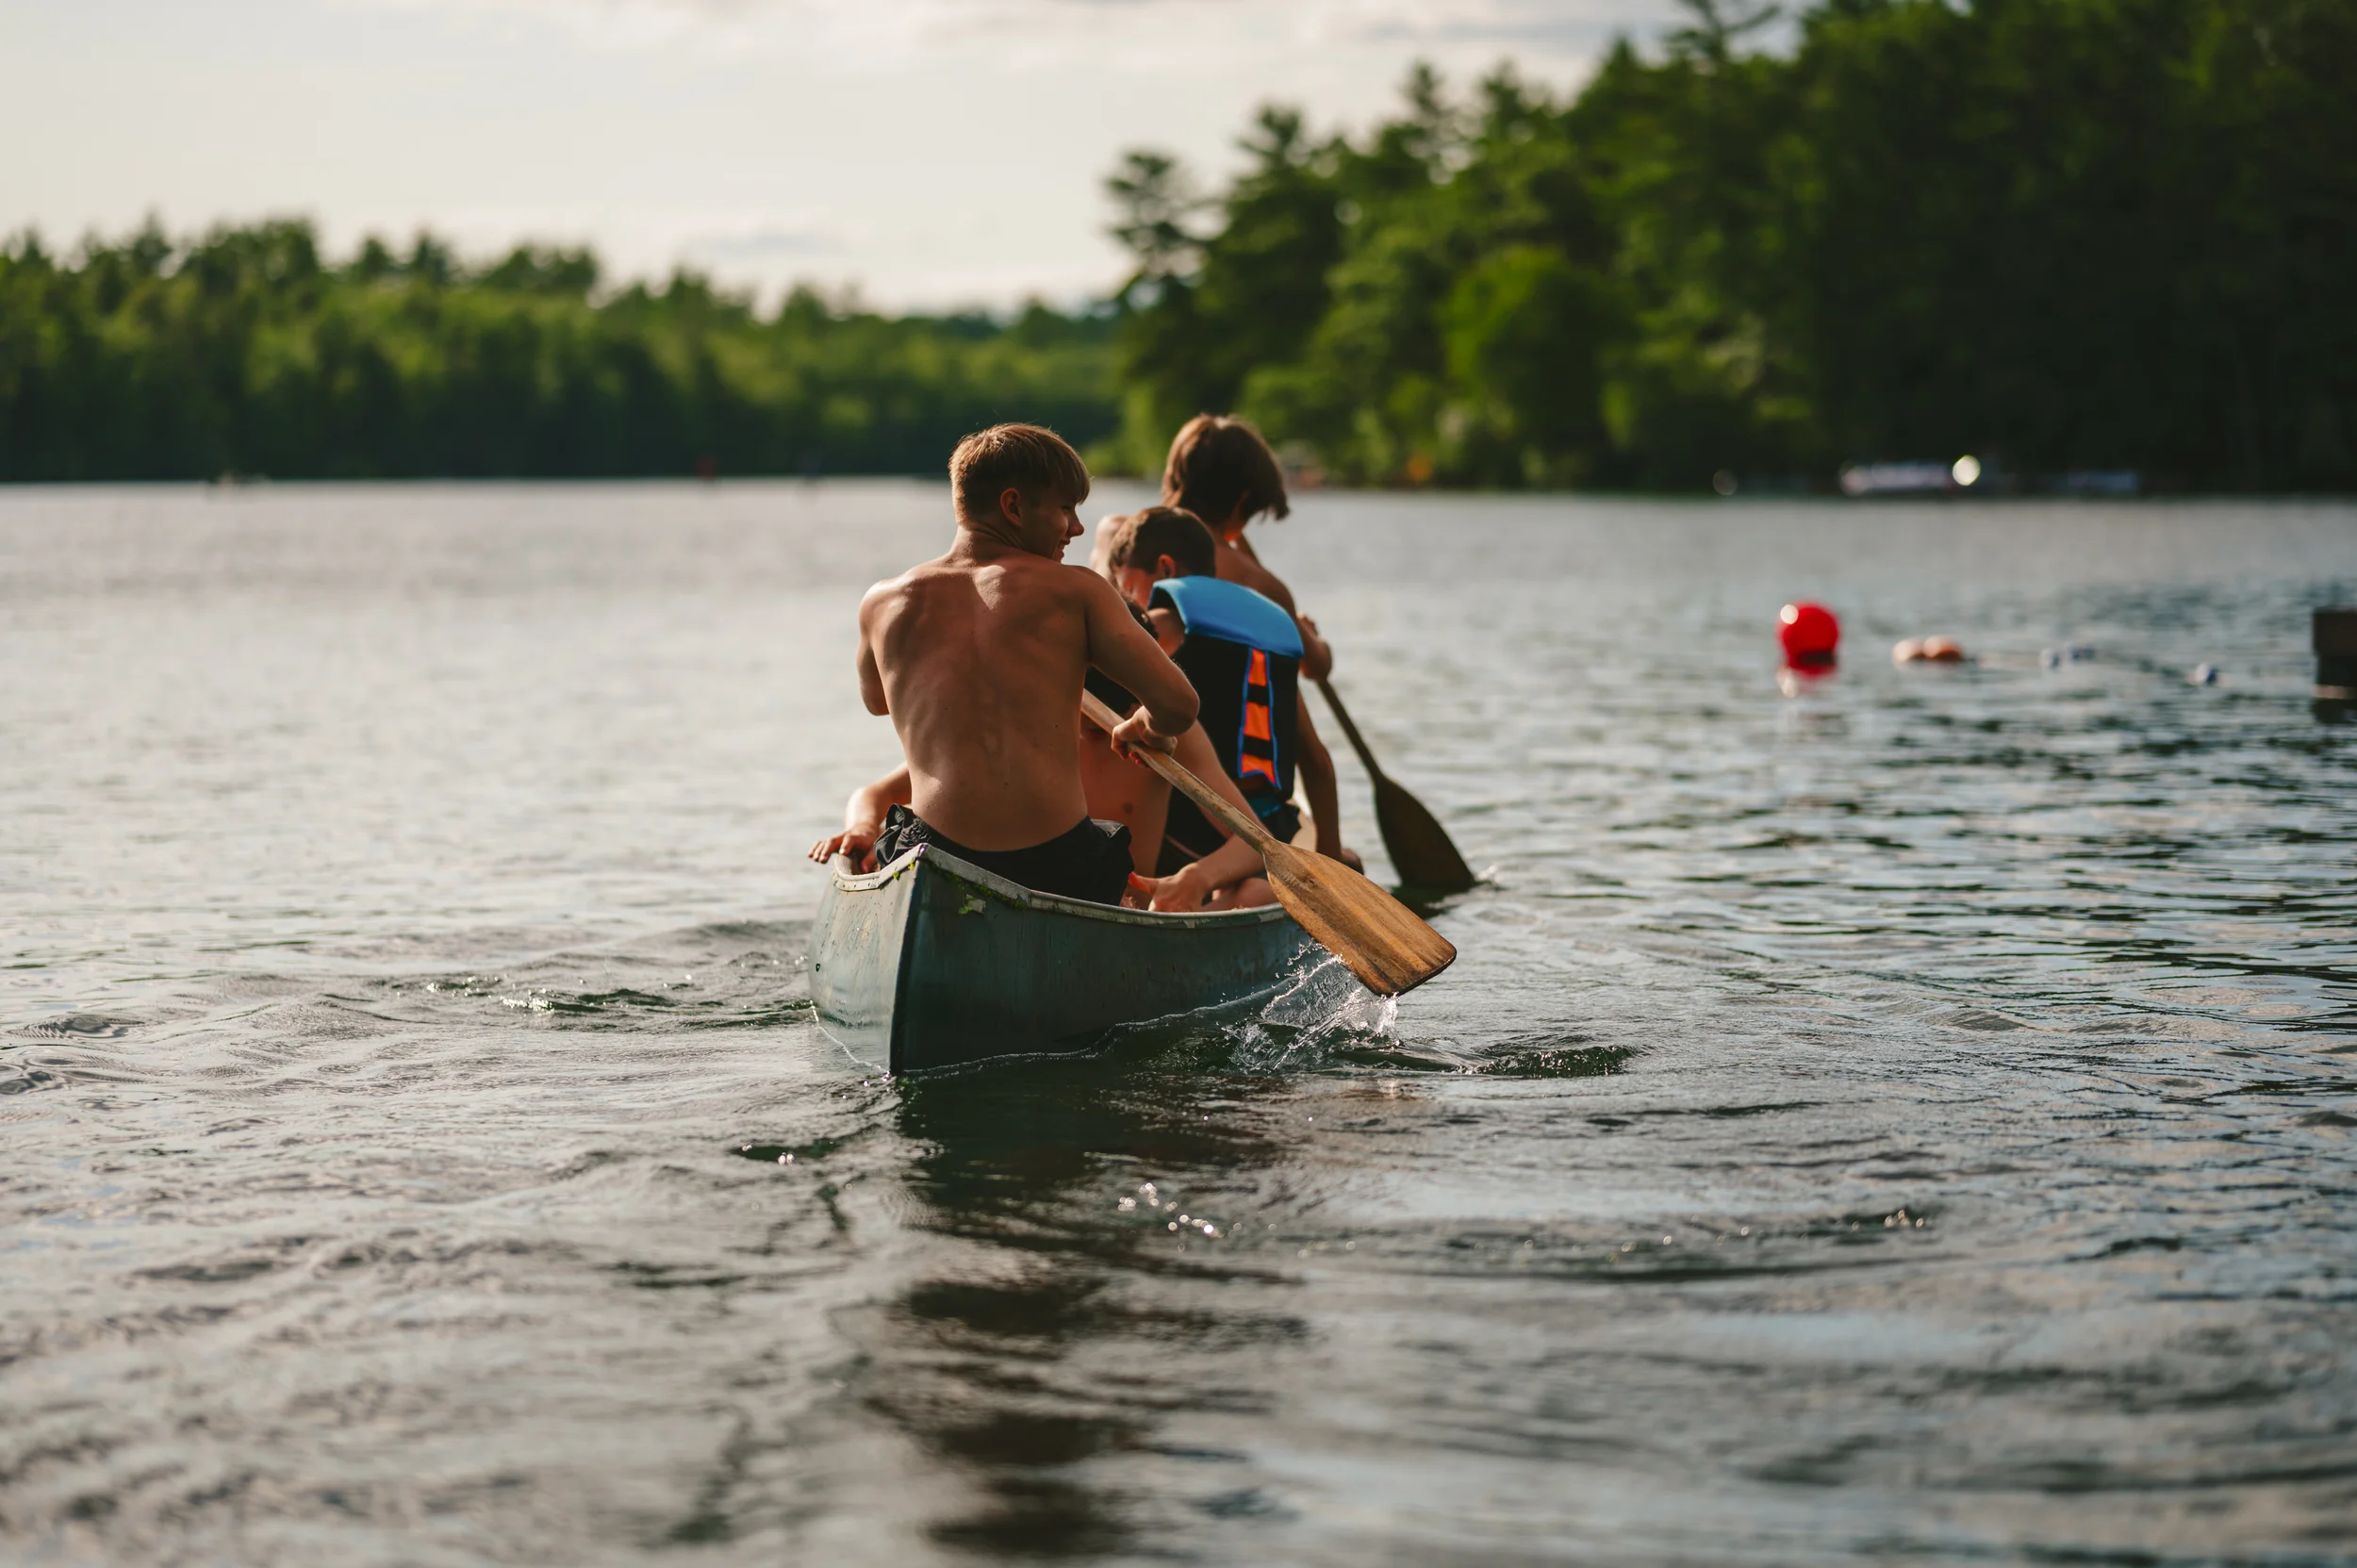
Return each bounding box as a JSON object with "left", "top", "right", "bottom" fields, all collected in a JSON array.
[
  {"left": 3, "top": 0, "right": 2351, "bottom": 489},
  {"left": 1107, "top": 0, "right": 2357, "bottom": 491},
  {"left": 0, "top": 224, "right": 1118, "bottom": 481}
]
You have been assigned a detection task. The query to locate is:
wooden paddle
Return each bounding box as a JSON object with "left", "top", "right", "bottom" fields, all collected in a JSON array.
[
  {"left": 1080, "top": 691, "right": 1455, "bottom": 997},
  {"left": 1315, "top": 680, "right": 1476, "bottom": 893}
]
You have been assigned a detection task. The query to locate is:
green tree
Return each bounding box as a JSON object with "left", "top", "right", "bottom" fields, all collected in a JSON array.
[
  {"left": 0, "top": 221, "right": 1123, "bottom": 482},
  {"left": 1105, "top": 0, "right": 2357, "bottom": 491}
]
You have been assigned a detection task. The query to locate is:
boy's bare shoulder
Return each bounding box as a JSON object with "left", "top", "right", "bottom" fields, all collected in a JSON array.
[
  {"left": 863, "top": 552, "right": 950, "bottom": 593},
  {"left": 1013, "top": 558, "right": 1119, "bottom": 606},
  {"left": 1056, "top": 560, "right": 1119, "bottom": 597},
  {"left": 860, "top": 553, "right": 968, "bottom": 607},
  {"left": 862, "top": 555, "right": 1104, "bottom": 620},
  {"left": 857, "top": 567, "right": 919, "bottom": 623},
  {"left": 966, "top": 553, "right": 1101, "bottom": 607},
  {"left": 1215, "top": 540, "right": 1296, "bottom": 610}
]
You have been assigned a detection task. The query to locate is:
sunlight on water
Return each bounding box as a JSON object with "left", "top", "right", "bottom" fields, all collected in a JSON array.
[{"left": 3, "top": 483, "right": 2355, "bottom": 1565}]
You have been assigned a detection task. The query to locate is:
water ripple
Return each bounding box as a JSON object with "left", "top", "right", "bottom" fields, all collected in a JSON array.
[{"left": 2, "top": 487, "right": 2353, "bottom": 1563}]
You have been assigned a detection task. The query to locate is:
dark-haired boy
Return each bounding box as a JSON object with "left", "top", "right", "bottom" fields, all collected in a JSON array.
[
  {"left": 1158, "top": 414, "right": 1349, "bottom": 862},
  {"left": 1104, "top": 505, "right": 1311, "bottom": 893},
  {"left": 822, "top": 423, "right": 1197, "bottom": 905}
]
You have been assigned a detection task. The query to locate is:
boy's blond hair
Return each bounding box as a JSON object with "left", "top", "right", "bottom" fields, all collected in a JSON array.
[
  {"left": 1161, "top": 414, "right": 1289, "bottom": 530},
  {"left": 949, "top": 423, "right": 1091, "bottom": 523}
]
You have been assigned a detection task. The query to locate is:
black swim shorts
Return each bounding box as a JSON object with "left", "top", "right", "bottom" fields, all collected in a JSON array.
[{"left": 873, "top": 804, "right": 1134, "bottom": 906}]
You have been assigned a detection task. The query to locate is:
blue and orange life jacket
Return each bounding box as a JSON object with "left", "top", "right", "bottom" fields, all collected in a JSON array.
[{"left": 1149, "top": 576, "right": 1304, "bottom": 830}]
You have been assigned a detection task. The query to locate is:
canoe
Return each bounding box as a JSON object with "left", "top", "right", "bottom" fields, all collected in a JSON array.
[{"left": 811, "top": 843, "right": 1314, "bottom": 1074}]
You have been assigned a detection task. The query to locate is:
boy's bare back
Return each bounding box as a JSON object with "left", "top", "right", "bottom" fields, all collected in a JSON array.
[{"left": 857, "top": 427, "right": 1196, "bottom": 854}]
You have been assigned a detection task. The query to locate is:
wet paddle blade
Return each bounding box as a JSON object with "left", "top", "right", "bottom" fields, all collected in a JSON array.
[
  {"left": 1372, "top": 775, "right": 1476, "bottom": 892},
  {"left": 1263, "top": 840, "right": 1457, "bottom": 997}
]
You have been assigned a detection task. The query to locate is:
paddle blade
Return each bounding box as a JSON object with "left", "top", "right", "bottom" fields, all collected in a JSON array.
[
  {"left": 1263, "top": 842, "right": 1456, "bottom": 997},
  {"left": 1371, "top": 775, "right": 1476, "bottom": 893}
]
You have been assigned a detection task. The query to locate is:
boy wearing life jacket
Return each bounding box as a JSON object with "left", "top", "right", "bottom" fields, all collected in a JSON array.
[
  {"left": 1102, "top": 505, "right": 1312, "bottom": 894},
  {"left": 1076, "top": 609, "right": 1272, "bottom": 907},
  {"left": 1152, "top": 415, "right": 1352, "bottom": 866},
  {"left": 824, "top": 424, "right": 1196, "bottom": 906}
]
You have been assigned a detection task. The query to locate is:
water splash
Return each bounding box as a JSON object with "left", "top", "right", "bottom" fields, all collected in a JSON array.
[{"left": 1225, "top": 952, "right": 1400, "bottom": 1070}]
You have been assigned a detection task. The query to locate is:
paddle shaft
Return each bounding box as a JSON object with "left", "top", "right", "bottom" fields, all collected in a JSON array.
[
  {"left": 1080, "top": 691, "right": 1278, "bottom": 852},
  {"left": 1080, "top": 689, "right": 1457, "bottom": 995},
  {"left": 1314, "top": 680, "right": 1388, "bottom": 784}
]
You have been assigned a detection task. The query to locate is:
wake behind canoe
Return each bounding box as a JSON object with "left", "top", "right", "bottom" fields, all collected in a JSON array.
[{"left": 811, "top": 844, "right": 1314, "bottom": 1074}]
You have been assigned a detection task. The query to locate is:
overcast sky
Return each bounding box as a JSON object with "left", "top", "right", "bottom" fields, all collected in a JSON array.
[{"left": 3, "top": 0, "right": 1682, "bottom": 309}]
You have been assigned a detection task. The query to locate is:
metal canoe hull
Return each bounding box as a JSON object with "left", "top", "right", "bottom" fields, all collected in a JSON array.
[{"left": 809, "top": 845, "right": 1313, "bottom": 1074}]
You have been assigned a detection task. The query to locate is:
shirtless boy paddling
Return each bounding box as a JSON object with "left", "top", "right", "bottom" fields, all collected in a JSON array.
[{"left": 824, "top": 423, "right": 1198, "bottom": 906}]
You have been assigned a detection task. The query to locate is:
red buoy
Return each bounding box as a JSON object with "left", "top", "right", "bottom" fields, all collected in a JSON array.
[{"left": 1779, "top": 602, "right": 1840, "bottom": 670}]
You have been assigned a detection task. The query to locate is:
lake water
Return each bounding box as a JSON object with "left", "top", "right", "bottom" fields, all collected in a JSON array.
[{"left": 5, "top": 482, "right": 2355, "bottom": 1566}]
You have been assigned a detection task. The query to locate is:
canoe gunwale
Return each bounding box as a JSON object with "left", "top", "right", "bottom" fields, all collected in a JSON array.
[{"left": 828, "top": 845, "right": 1295, "bottom": 931}]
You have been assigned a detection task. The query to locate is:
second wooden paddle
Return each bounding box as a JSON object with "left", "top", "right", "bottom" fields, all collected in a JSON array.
[
  {"left": 1315, "top": 680, "right": 1475, "bottom": 893},
  {"left": 1080, "top": 691, "right": 1455, "bottom": 997}
]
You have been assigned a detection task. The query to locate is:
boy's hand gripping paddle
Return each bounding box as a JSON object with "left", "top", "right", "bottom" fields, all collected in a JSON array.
[
  {"left": 1081, "top": 691, "right": 1456, "bottom": 997},
  {"left": 1315, "top": 680, "right": 1477, "bottom": 893}
]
